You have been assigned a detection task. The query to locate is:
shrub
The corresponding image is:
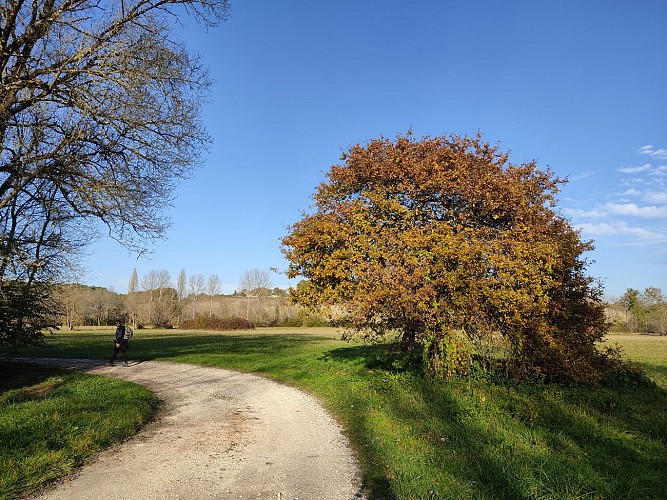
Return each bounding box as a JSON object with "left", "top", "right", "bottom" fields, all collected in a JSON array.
[
  {"left": 273, "top": 311, "right": 330, "bottom": 328},
  {"left": 179, "top": 316, "right": 255, "bottom": 331},
  {"left": 423, "top": 330, "right": 473, "bottom": 379},
  {"left": 0, "top": 282, "right": 60, "bottom": 348}
]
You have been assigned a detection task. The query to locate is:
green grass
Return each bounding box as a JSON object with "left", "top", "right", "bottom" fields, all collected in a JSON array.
[
  {"left": 0, "top": 361, "right": 160, "bottom": 499},
  {"left": 3, "top": 327, "right": 667, "bottom": 499},
  {"left": 603, "top": 333, "right": 667, "bottom": 388}
]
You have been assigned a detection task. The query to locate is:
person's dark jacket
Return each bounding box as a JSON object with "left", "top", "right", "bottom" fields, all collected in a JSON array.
[{"left": 114, "top": 325, "right": 129, "bottom": 350}]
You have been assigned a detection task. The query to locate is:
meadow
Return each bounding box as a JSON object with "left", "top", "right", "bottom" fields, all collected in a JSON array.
[{"left": 2, "top": 328, "right": 666, "bottom": 499}]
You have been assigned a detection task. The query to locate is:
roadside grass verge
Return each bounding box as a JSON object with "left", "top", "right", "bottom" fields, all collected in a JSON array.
[
  {"left": 0, "top": 361, "right": 160, "bottom": 499},
  {"left": 3, "top": 328, "right": 667, "bottom": 499}
]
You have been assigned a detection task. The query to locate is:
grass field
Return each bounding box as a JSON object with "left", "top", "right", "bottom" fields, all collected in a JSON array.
[
  {"left": 603, "top": 333, "right": 667, "bottom": 388},
  {"left": 2, "top": 328, "right": 667, "bottom": 499}
]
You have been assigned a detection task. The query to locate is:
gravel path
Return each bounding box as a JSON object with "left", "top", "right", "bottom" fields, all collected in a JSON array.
[{"left": 22, "top": 359, "right": 364, "bottom": 500}]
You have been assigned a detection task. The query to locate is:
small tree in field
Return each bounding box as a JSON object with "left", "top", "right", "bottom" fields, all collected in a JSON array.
[{"left": 282, "top": 132, "right": 619, "bottom": 383}]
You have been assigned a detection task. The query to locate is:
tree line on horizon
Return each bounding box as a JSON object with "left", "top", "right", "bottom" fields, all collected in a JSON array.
[
  {"left": 606, "top": 287, "right": 667, "bottom": 335},
  {"left": 57, "top": 268, "right": 300, "bottom": 330}
]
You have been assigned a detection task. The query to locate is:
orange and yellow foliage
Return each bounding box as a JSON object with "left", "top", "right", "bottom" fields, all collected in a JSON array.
[{"left": 282, "top": 132, "right": 618, "bottom": 383}]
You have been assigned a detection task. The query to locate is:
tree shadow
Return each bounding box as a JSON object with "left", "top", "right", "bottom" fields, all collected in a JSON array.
[
  {"left": 323, "top": 344, "right": 667, "bottom": 499},
  {"left": 132, "top": 333, "right": 335, "bottom": 359},
  {"left": 323, "top": 344, "right": 526, "bottom": 498},
  {"left": 0, "top": 360, "right": 69, "bottom": 392},
  {"left": 323, "top": 343, "right": 421, "bottom": 372},
  {"left": 6, "top": 332, "right": 337, "bottom": 362}
]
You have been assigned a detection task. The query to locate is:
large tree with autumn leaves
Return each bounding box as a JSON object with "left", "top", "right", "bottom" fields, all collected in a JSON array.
[{"left": 282, "top": 132, "right": 620, "bottom": 383}]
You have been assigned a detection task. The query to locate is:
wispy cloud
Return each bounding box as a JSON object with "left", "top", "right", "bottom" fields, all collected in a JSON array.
[
  {"left": 569, "top": 170, "right": 597, "bottom": 182},
  {"left": 563, "top": 147, "right": 667, "bottom": 253},
  {"left": 645, "top": 191, "right": 667, "bottom": 204},
  {"left": 651, "top": 165, "right": 667, "bottom": 176},
  {"left": 618, "top": 163, "right": 652, "bottom": 174},
  {"left": 605, "top": 203, "right": 667, "bottom": 218},
  {"left": 564, "top": 202, "right": 667, "bottom": 219},
  {"left": 578, "top": 221, "right": 662, "bottom": 239},
  {"left": 563, "top": 207, "right": 607, "bottom": 218},
  {"left": 619, "top": 178, "right": 646, "bottom": 189},
  {"left": 616, "top": 188, "right": 667, "bottom": 204},
  {"left": 638, "top": 145, "right": 667, "bottom": 160}
]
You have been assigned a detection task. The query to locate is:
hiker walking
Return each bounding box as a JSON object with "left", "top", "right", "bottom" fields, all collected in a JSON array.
[{"left": 110, "top": 319, "right": 133, "bottom": 366}]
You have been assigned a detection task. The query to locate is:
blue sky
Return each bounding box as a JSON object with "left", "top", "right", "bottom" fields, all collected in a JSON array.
[{"left": 84, "top": 0, "right": 666, "bottom": 299}]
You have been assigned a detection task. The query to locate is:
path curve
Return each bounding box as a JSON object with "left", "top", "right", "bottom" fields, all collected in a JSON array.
[{"left": 22, "top": 359, "right": 364, "bottom": 500}]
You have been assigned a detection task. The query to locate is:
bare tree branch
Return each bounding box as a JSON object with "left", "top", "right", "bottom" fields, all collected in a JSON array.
[{"left": 1, "top": 0, "right": 230, "bottom": 284}]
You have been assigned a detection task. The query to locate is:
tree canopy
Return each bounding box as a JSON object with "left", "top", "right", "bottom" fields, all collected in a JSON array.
[
  {"left": 1, "top": 0, "right": 229, "bottom": 282},
  {"left": 282, "top": 132, "right": 618, "bottom": 383}
]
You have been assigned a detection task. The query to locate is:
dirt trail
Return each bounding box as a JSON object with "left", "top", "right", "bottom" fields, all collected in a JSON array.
[{"left": 23, "top": 359, "right": 364, "bottom": 500}]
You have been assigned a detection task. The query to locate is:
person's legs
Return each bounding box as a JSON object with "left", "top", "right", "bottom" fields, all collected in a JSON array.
[{"left": 110, "top": 346, "right": 119, "bottom": 365}]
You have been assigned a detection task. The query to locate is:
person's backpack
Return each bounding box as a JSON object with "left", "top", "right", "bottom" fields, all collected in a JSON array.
[{"left": 123, "top": 326, "right": 134, "bottom": 340}]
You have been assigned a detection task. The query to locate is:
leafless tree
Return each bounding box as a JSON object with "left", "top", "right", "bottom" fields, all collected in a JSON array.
[
  {"left": 82, "top": 286, "right": 123, "bottom": 325},
  {"left": 128, "top": 269, "right": 139, "bottom": 295},
  {"left": 187, "top": 272, "right": 205, "bottom": 319},
  {"left": 239, "top": 268, "right": 272, "bottom": 294},
  {"left": 0, "top": 0, "right": 229, "bottom": 345},
  {"left": 139, "top": 268, "right": 173, "bottom": 326},
  {"left": 141, "top": 270, "right": 158, "bottom": 323},
  {"left": 0, "top": 178, "right": 92, "bottom": 284},
  {"left": 239, "top": 268, "right": 272, "bottom": 322},
  {"left": 0, "top": 0, "right": 230, "bottom": 282},
  {"left": 155, "top": 270, "right": 172, "bottom": 294},
  {"left": 153, "top": 269, "right": 172, "bottom": 326},
  {"left": 207, "top": 273, "right": 220, "bottom": 317},
  {"left": 176, "top": 268, "right": 187, "bottom": 323},
  {"left": 59, "top": 283, "right": 85, "bottom": 330},
  {"left": 126, "top": 267, "right": 139, "bottom": 326},
  {"left": 177, "top": 269, "right": 187, "bottom": 302}
]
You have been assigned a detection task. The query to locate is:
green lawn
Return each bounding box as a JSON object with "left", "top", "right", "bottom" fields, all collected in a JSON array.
[
  {"left": 0, "top": 361, "right": 159, "bottom": 499},
  {"left": 2, "top": 327, "right": 666, "bottom": 499}
]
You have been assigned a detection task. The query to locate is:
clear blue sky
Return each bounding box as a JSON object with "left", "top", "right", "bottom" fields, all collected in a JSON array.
[{"left": 84, "top": 0, "right": 667, "bottom": 299}]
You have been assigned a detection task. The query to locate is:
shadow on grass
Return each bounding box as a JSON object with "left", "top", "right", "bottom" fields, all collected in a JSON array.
[
  {"left": 139, "top": 334, "right": 309, "bottom": 355},
  {"left": 640, "top": 362, "right": 667, "bottom": 388},
  {"left": 4, "top": 333, "right": 336, "bottom": 362},
  {"left": 0, "top": 360, "right": 69, "bottom": 392},
  {"left": 324, "top": 344, "right": 525, "bottom": 498},
  {"left": 324, "top": 344, "right": 667, "bottom": 499}
]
